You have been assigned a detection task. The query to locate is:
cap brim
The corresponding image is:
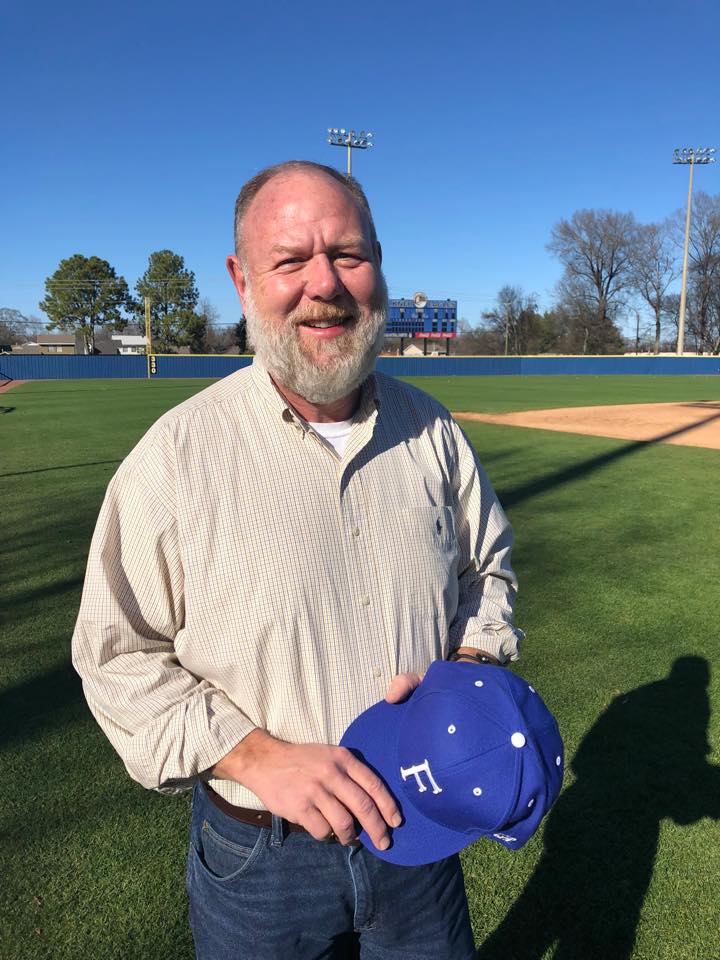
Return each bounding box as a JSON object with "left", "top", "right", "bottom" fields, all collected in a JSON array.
[{"left": 340, "top": 698, "right": 484, "bottom": 866}]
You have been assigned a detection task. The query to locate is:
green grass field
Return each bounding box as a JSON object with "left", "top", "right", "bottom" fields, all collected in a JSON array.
[
  {"left": 2, "top": 376, "right": 719, "bottom": 959},
  {"left": 403, "top": 373, "right": 720, "bottom": 413}
]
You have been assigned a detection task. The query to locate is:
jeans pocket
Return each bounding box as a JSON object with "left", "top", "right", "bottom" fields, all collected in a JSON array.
[{"left": 192, "top": 818, "right": 268, "bottom": 884}]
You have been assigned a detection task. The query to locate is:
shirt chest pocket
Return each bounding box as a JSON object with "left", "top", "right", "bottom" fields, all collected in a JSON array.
[
  {"left": 396, "top": 504, "right": 458, "bottom": 568},
  {"left": 434, "top": 505, "right": 457, "bottom": 552},
  {"left": 390, "top": 503, "right": 460, "bottom": 629}
]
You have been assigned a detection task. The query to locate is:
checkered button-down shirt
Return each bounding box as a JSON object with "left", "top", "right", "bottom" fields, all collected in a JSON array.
[{"left": 72, "top": 361, "right": 524, "bottom": 808}]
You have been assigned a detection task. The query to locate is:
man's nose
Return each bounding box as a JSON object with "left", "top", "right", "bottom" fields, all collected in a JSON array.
[{"left": 304, "top": 254, "right": 343, "bottom": 300}]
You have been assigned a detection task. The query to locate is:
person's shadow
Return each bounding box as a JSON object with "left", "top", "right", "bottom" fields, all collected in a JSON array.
[{"left": 477, "top": 656, "right": 720, "bottom": 960}]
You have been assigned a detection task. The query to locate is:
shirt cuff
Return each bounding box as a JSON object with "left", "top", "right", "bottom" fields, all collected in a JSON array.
[
  {"left": 151, "top": 691, "right": 258, "bottom": 794},
  {"left": 449, "top": 623, "right": 525, "bottom": 664}
]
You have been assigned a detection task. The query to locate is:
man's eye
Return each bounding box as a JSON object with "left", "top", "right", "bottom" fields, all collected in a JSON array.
[{"left": 277, "top": 257, "right": 304, "bottom": 267}]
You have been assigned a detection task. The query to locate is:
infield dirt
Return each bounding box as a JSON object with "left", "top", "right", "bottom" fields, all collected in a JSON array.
[
  {"left": 454, "top": 400, "right": 720, "bottom": 450},
  {"left": 0, "top": 379, "right": 26, "bottom": 393}
]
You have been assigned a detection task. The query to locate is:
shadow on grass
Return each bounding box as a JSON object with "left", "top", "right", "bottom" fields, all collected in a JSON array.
[
  {"left": 0, "top": 659, "right": 83, "bottom": 749},
  {"left": 3, "top": 574, "right": 83, "bottom": 612},
  {"left": 496, "top": 409, "right": 720, "bottom": 510},
  {"left": 476, "top": 656, "right": 720, "bottom": 960},
  {"left": 0, "top": 459, "right": 122, "bottom": 479}
]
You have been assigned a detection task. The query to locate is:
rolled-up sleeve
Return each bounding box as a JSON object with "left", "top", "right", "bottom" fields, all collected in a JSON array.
[
  {"left": 447, "top": 420, "right": 525, "bottom": 663},
  {"left": 71, "top": 437, "right": 255, "bottom": 793}
]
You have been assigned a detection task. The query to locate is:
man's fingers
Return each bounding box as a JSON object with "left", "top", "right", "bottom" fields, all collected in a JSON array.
[
  {"left": 314, "top": 793, "right": 361, "bottom": 846},
  {"left": 329, "top": 774, "right": 393, "bottom": 850},
  {"left": 337, "top": 749, "right": 404, "bottom": 842},
  {"left": 385, "top": 672, "right": 424, "bottom": 704},
  {"left": 343, "top": 750, "right": 402, "bottom": 827},
  {"left": 233, "top": 737, "right": 403, "bottom": 849},
  {"left": 298, "top": 805, "right": 337, "bottom": 843}
]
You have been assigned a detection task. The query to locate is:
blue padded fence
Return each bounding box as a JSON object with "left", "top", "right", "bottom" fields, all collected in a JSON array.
[
  {"left": 0, "top": 355, "right": 148, "bottom": 380},
  {"left": 1, "top": 354, "right": 719, "bottom": 382}
]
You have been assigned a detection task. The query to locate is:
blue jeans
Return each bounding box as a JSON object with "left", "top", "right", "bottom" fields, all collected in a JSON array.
[{"left": 187, "top": 783, "right": 476, "bottom": 959}]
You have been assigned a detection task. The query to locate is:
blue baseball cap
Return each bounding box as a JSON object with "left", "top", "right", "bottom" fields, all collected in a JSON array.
[{"left": 339, "top": 661, "right": 564, "bottom": 866}]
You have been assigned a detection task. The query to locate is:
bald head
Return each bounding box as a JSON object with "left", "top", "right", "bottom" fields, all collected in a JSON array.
[{"left": 233, "top": 160, "right": 378, "bottom": 264}]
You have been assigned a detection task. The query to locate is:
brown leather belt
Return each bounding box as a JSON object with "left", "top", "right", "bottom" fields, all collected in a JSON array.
[{"left": 203, "top": 784, "right": 361, "bottom": 845}]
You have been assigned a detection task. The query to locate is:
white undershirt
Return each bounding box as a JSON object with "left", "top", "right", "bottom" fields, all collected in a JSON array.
[{"left": 308, "top": 417, "right": 355, "bottom": 458}]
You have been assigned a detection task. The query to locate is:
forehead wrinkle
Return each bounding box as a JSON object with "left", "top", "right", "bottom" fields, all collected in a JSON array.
[
  {"left": 268, "top": 235, "right": 370, "bottom": 256},
  {"left": 243, "top": 172, "right": 373, "bottom": 253}
]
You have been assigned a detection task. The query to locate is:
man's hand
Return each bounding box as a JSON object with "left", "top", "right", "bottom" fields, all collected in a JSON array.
[
  {"left": 212, "top": 729, "right": 402, "bottom": 849},
  {"left": 384, "top": 657, "right": 494, "bottom": 704},
  {"left": 385, "top": 672, "right": 424, "bottom": 704}
]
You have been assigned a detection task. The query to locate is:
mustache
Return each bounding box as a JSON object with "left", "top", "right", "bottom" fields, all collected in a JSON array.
[{"left": 288, "top": 303, "right": 359, "bottom": 326}]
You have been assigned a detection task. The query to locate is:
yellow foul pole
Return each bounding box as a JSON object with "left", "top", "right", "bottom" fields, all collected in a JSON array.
[{"left": 144, "top": 297, "right": 153, "bottom": 379}]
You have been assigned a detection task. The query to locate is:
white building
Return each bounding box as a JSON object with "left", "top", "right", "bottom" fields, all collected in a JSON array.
[{"left": 112, "top": 334, "right": 148, "bottom": 355}]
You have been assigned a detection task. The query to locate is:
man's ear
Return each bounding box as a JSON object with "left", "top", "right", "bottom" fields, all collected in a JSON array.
[
  {"left": 375, "top": 241, "right": 383, "bottom": 267},
  {"left": 226, "top": 255, "right": 248, "bottom": 313}
]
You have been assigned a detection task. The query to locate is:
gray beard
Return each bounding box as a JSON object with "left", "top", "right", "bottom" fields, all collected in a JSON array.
[{"left": 244, "top": 280, "right": 388, "bottom": 405}]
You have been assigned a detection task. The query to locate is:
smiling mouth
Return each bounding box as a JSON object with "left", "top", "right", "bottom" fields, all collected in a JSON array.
[{"left": 299, "top": 316, "right": 351, "bottom": 329}]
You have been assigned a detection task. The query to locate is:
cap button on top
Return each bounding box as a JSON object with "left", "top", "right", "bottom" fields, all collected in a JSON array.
[{"left": 511, "top": 732, "right": 526, "bottom": 748}]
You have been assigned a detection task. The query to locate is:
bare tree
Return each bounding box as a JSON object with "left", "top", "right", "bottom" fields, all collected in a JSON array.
[
  {"left": 629, "top": 222, "right": 678, "bottom": 354},
  {"left": 548, "top": 209, "right": 639, "bottom": 337},
  {"left": 482, "top": 285, "right": 541, "bottom": 355},
  {"left": 454, "top": 317, "right": 503, "bottom": 355},
  {"left": 0, "top": 308, "right": 38, "bottom": 346},
  {"left": 680, "top": 192, "right": 720, "bottom": 354},
  {"left": 198, "top": 299, "right": 234, "bottom": 353},
  {"left": 552, "top": 278, "right": 626, "bottom": 354}
]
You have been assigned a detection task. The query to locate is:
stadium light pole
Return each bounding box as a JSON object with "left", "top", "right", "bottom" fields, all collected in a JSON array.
[
  {"left": 672, "top": 146, "right": 716, "bottom": 355},
  {"left": 327, "top": 128, "right": 374, "bottom": 176}
]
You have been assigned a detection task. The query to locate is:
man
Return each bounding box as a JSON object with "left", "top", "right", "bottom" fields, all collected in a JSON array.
[{"left": 72, "top": 160, "right": 524, "bottom": 959}]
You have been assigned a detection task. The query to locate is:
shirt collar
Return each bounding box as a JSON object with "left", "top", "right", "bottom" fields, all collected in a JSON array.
[{"left": 250, "top": 358, "right": 381, "bottom": 427}]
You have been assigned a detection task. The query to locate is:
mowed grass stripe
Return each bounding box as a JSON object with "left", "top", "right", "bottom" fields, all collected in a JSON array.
[
  {"left": 1, "top": 377, "right": 718, "bottom": 959},
  {"left": 402, "top": 373, "right": 720, "bottom": 413}
]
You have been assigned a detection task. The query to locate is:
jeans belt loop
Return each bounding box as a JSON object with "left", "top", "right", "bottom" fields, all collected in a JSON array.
[{"left": 270, "top": 814, "right": 284, "bottom": 847}]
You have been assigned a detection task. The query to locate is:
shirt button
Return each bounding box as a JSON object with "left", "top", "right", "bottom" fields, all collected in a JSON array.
[
  {"left": 282, "top": 409, "right": 293, "bottom": 422},
  {"left": 360, "top": 596, "right": 370, "bottom": 606},
  {"left": 352, "top": 527, "right": 360, "bottom": 537},
  {"left": 373, "top": 668, "right": 381, "bottom": 679}
]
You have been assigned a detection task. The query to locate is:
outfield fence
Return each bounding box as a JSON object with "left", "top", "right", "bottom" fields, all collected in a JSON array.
[{"left": 1, "top": 354, "right": 720, "bottom": 382}]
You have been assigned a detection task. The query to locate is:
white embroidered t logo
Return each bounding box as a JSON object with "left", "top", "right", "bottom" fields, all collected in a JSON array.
[{"left": 400, "top": 759, "right": 443, "bottom": 794}]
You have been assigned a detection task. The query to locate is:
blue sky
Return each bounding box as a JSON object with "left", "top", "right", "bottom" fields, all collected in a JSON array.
[{"left": 3, "top": 0, "right": 719, "bottom": 334}]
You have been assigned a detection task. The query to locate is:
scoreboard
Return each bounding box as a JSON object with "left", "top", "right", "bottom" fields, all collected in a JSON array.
[{"left": 386, "top": 293, "right": 457, "bottom": 339}]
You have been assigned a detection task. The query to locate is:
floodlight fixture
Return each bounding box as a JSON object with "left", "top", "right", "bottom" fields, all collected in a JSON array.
[
  {"left": 326, "top": 126, "right": 376, "bottom": 175},
  {"left": 672, "top": 144, "right": 717, "bottom": 354},
  {"left": 673, "top": 145, "right": 716, "bottom": 165}
]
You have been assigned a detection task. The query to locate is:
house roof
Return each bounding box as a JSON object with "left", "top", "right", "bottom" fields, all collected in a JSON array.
[
  {"left": 111, "top": 335, "right": 148, "bottom": 345},
  {"left": 36, "top": 333, "right": 76, "bottom": 345}
]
